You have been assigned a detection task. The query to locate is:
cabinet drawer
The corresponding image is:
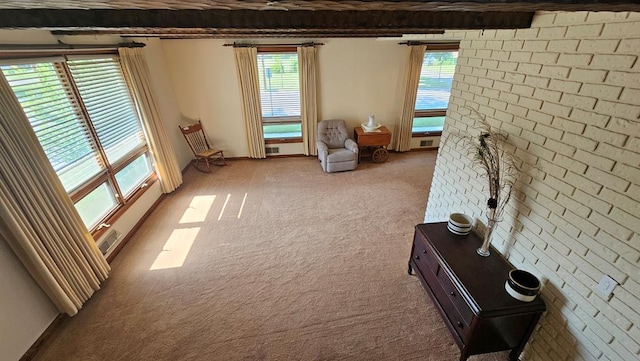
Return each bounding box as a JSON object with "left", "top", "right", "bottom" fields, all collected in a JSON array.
[
  {"left": 411, "top": 236, "right": 438, "bottom": 275},
  {"left": 436, "top": 265, "right": 474, "bottom": 325},
  {"left": 425, "top": 268, "right": 470, "bottom": 342}
]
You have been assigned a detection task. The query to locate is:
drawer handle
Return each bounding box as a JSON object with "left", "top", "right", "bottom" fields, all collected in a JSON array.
[
  {"left": 457, "top": 321, "right": 463, "bottom": 328},
  {"left": 414, "top": 255, "right": 419, "bottom": 260},
  {"left": 422, "top": 249, "right": 427, "bottom": 253},
  {"left": 450, "top": 291, "right": 456, "bottom": 297}
]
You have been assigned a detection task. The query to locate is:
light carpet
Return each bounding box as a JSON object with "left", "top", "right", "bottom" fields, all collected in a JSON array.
[{"left": 33, "top": 151, "right": 509, "bottom": 361}]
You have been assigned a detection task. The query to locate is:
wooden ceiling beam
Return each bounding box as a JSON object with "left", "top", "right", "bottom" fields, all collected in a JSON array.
[{"left": 0, "top": 9, "right": 534, "bottom": 34}]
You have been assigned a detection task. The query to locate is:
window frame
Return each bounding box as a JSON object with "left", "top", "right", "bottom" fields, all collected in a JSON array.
[
  {"left": 412, "top": 43, "right": 459, "bottom": 138},
  {"left": 257, "top": 46, "right": 303, "bottom": 142},
  {"left": 1, "top": 52, "right": 157, "bottom": 237}
]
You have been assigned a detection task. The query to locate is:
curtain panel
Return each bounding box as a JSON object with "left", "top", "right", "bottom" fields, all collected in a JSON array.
[
  {"left": 298, "top": 46, "right": 319, "bottom": 156},
  {"left": 233, "top": 47, "right": 266, "bottom": 159},
  {"left": 118, "top": 47, "right": 183, "bottom": 193},
  {"left": 392, "top": 45, "right": 426, "bottom": 152},
  {"left": 0, "top": 73, "right": 110, "bottom": 317}
]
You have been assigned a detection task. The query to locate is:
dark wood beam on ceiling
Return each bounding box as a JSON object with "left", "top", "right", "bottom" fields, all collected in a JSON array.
[{"left": 0, "top": 9, "right": 535, "bottom": 35}]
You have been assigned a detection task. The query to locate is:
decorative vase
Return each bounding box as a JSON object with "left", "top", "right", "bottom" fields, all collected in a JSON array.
[
  {"left": 477, "top": 208, "right": 496, "bottom": 257},
  {"left": 367, "top": 114, "right": 375, "bottom": 127}
]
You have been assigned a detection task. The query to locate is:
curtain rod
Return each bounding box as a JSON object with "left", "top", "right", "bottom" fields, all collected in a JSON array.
[
  {"left": 0, "top": 41, "right": 145, "bottom": 52},
  {"left": 223, "top": 42, "right": 324, "bottom": 48}
]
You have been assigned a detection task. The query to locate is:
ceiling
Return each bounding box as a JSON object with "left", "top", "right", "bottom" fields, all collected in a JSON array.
[{"left": 0, "top": 1, "right": 638, "bottom": 38}]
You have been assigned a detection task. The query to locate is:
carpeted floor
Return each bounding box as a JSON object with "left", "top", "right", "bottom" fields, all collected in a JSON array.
[{"left": 34, "top": 151, "right": 509, "bottom": 361}]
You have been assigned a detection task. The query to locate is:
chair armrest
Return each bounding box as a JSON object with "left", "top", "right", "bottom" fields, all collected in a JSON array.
[
  {"left": 317, "top": 141, "right": 329, "bottom": 155},
  {"left": 344, "top": 138, "right": 359, "bottom": 153}
]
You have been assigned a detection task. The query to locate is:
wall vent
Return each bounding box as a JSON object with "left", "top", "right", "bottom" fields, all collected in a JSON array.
[
  {"left": 98, "top": 229, "right": 122, "bottom": 256},
  {"left": 265, "top": 147, "right": 280, "bottom": 154},
  {"left": 420, "top": 140, "right": 434, "bottom": 147}
]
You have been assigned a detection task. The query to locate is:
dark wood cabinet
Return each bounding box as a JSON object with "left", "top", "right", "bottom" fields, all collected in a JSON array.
[{"left": 408, "top": 223, "right": 546, "bottom": 361}]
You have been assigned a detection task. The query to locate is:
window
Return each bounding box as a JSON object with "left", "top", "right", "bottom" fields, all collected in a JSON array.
[
  {"left": 412, "top": 46, "right": 459, "bottom": 136},
  {"left": 256, "top": 50, "right": 302, "bottom": 140},
  {"left": 1, "top": 56, "right": 154, "bottom": 231}
]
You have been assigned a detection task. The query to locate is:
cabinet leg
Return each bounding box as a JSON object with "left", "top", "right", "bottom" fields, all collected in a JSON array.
[{"left": 407, "top": 263, "right": 413, "bottom": 275}]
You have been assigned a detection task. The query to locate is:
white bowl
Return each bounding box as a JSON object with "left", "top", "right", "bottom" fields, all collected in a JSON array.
[
  {"left": 447, "top": 213, "right": 472, "bottom": 235},
  {"left": 361, "top": 123, "right": 381, "bottom": 132}
]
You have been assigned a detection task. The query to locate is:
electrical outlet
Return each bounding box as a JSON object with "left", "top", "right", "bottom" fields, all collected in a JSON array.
[{"left": 596, "top": 275, "right": 617, "bottom": 299}]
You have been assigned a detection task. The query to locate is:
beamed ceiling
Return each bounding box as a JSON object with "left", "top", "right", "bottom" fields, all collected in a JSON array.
[{"left": 0, "top": 1, "right": 639, "bottom": 38}]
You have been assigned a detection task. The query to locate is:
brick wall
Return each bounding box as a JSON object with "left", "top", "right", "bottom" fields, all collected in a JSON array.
[{"left": 424, "top": 12, "right": 640, "bottom": 361}]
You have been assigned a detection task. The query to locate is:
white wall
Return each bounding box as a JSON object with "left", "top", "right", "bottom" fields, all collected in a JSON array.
[
  {"left": 426, "top": 12, "right": 640, "bottom": 361},
  {"left": 0, "top": 238, "right": 58, "bottom": 361},
  {"left": 162, "top": 37, "right": 452, "bottom": 157}
]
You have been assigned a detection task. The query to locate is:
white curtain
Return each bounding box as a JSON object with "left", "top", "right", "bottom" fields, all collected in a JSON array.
[
  {"left": 298, "top": 46, "right": 319, "bottom": 156},
  {"left": 118, "top": 47, "right": 183, "bottom": 193},
  {"left": 233, "top": 47, "right": 266, "bottom": 159},
  {"left": 393, "top": 45, "right": 426, "bottom": 152},
  {"left": 0, "top": 73, "right": 110, "bottom": 317}
]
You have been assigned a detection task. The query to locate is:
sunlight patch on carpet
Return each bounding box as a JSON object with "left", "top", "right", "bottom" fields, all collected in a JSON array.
[
  {"left": 149, "top": 227, "right": 200, "bottom": 270},
  {"left": 179, "top": 195, "right": 216, "bottom": 224}
]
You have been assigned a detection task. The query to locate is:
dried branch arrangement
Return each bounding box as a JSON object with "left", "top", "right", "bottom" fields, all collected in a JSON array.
[{"left": 460, "top": 112, "right": 521, "bottom": 220}]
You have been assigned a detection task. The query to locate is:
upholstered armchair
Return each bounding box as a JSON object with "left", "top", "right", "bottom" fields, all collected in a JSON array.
[{"left": 316, "top": 119, "right": 358, "bottom": 173}]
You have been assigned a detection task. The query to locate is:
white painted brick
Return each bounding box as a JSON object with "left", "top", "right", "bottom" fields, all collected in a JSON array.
[
  {"left": 569, "top": 68, "right": 608, "bottom": 83},
  {"left": 590, "top": 54, "right": 638, "bottom": 71},
  {"left": 553, "top": 225, "right": 587, "bottom": 255},
  {"left": 564, "top": 171, "right": 602, "bottom": 195},
  {"left": 576, "top": 232, "right": 620, "bottom": 263},
  {"left": 504, "top": 71, "right": 525, "bottom": 84},
  {"left": 605, "top": 118, "right": 640, "bottom": 139},
  {"left": 586, "top": 11, "right": 631, "bottom": 22},
  {"left": 491, "top": 50, "right": 510, "bottom": 61},
  {"left": 602, "top": 21, "right": 640, "bottom": 38},
  {"left": 534, "top": 88, "right": 563, "bottom": 103},
  {"left": 484, "top": 40, "right": 503, "bottom": 50},
  {"left": 596, "top": 101, "right": 640, "bottom": 121},
  {"left": 548, "top": 79, "right": 582, "bottom": 94},
  {"left": 550, "top": 117, "right": 586, "bottom": 135},
  {"left": 561, "top": 132, "right": 598, "bottom": 152},
  {"left": 493, "top": 80, "right": 512, "bottom": 92},
  {"left": 579, "top": 83, "right": 623, "bottom": 102},
  {"left": 563, "top": 94, "right": 598, "bottom": 110},
  {"left": 570, "top": 109, "right": 610, "bottom": 128},
  {"left": 537, "top": 26, "right": 567, "bottom": 39},
  {"left": 566, "top": 24, "right": 604, "bottom": 38},
  {"left": 583, "top": 126, "right": 628, "bottom": 147},
  {"left": 536, "top": 123, "right": 564, "bottom": 140},
  {"left": 557, "top": 53, "right": 593, "bottom": 67},
  {"left": 578, "top": 39, "right": 620, "bottom": 54},
  {"left": 540, "top": 65, "right": 571, "bottom": 79},
  {"left": 527, "top": 109, "right": 554, "bottom": 125},
  {"left": 486, "top": 69, "right": 505, "bottom": 80},
  {"left": 616, "top": 38, "right": 640, "bottom": 55},
  {"left": 586, "top": 166, "right": 630, "bottom": 192},
  {"left": 598, "top": 188, "right": 636, "bottom": 221},
  {"left": 531, "top": 52, "right": 559, "bottom": 65},
  {"left": 531, "top": 12, "right": 557, "bottom": 26},
  {"left": 481, "top": 58, "right": 499, "bottom": 70},
  {"left": 517, "top": 62, "right": 543, "bottom": 75},
  {"left": 488, "top": 98, "right": 507, "bottom": 112},
  {"left": 498, "top": 61, "right": 518, "bottom": 72},
  {"left": 596, "top": 229, "right": 640, "bottom": 263},
  {"left": 502, "top": 40, "right": 524, "bottom": 51},
  {"left": 588, "top": 210, "right": 634, "bottom": 244},
  {"left": 517, "top": 28, "right": 541, "bottom": 39},
  {"left": 509, "top": 51, "right": 533, "bottom": 62},
  {"left": 523, "top": 40, "right": 549, "bottom": 51},
  {"left": 477, "top": 77, "right": 493, "bottom": 88},
  {"left": 609, "top": 206, "right": 640, "bottom": 234},
  {"left": 541, "top": 101, "right": 572, "bottom": 118},
  {"left": 576, "top": 150, "right": 616, "bottom": 172},
  {"left": 500, "top": 92, "right": 520, "bottom": 105},
  {"left": 619, "top": 87, "right": 640, "bottom": 104},
  {"left": 547, "top": 39, "right": 580, "bottom": 53},
  {"left": 519, "top": 96, "right": 543, "bottom": 110},
  {"left": 573, "top": 189, "right": 613, "bottom": 215},
  {"left": 605, "top": 71, "right": 640, "bottom": 88},
  {"left": 554, "top": 11, "right": 589, "bottom": 24}
]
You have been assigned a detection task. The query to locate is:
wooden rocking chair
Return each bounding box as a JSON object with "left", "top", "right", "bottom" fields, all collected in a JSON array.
[{"left": 179, "top": 120, "right": 226, "bottom": 173}]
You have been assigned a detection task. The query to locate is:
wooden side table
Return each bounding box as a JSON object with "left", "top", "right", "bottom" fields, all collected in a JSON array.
[{"left": 353, "top": 125, "right": 392, "bottom": 163}]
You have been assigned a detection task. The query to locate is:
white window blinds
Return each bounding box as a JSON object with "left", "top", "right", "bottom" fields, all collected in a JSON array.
[
  {"left": 415, "top": 51, "right": 458, "bottom": 111},
  {"left": 257, "top": 52, "right": 301, "bottom": 120},
  {"left": 67, "top": 57, "right": 145, "bottom": 164},
  {"left": 1, "top": 61, "right": 103, "bottom": 192}
]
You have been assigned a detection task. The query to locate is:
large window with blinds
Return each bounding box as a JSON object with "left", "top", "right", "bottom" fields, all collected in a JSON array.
[
  {"left": 1, "top": 56, "right": 154, "bottom": 231},
  {"left": 256, "top": 49, "right": 302, "bottom": 140},
  {"left": 412, "top": 45, "right": 459, "bottom": 136}
]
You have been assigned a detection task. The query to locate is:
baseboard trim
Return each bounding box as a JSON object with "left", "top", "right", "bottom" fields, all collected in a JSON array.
[
  {"left": 19, "top": 313, "right": 66, "bottom": 361},
  {"left": 106, "top": 193, "right": 166, "bottom": 263}
]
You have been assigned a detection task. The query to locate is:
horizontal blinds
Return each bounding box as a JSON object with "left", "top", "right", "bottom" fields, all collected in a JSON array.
[
  {"left": 1, "top": 61, "right": 104, "bottom": 192},
  {"left": 257, "top": 52, "right": 301, "bottom": 119},
  {"left": 415, "top": 51, "right": 458, "bottom": 111},
  {"left": 67, "top": 57, "right": 146, "bottom": 165}
]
